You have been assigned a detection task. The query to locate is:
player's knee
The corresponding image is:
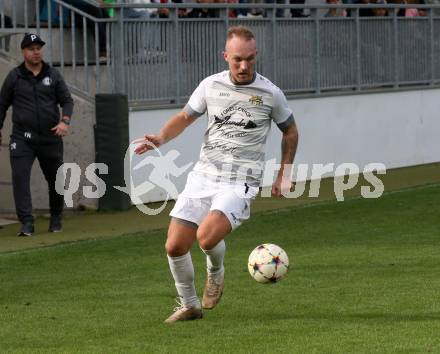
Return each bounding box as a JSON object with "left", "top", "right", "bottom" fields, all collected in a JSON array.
[
  {"left": 198, "top": 237, "right": 216, "bottom": 251},
  {"left": 165, "top": 241, "right": 187, "bottom": 257},
  {"left": 197, "top": 229, "right": 216, "bottom": 250}
]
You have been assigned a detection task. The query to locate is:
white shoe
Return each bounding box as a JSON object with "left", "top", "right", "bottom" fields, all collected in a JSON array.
[{"left": 164, "top": 299, "right": 203, "bottom": 323}]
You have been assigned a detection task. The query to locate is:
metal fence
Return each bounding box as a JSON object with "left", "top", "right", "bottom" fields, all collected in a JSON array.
[{"left": 1, "top": 0, "right": 440, "bottom": 106}]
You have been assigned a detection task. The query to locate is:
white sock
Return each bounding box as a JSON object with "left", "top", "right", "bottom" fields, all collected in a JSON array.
[
  {"left": 167, "top": 252, "right": 201, "bottom": 309},
  {"left": 201, "top": 239, "right": 225, "bottom": 276}
]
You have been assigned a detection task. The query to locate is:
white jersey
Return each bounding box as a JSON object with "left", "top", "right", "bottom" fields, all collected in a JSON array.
[{"left": 184, "top": 70, "right": 294, "bottom": 187}]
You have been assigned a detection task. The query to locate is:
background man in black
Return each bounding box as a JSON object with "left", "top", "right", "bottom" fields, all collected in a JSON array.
[{"left": 0, "top": 33, "right": 74, "bottom": 236}]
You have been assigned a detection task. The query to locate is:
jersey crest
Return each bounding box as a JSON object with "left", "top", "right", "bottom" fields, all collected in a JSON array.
[{"left": 249, "top": 95, "right": 263, "bottom": 106}]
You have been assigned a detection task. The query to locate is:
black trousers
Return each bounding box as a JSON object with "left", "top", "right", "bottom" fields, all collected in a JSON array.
[{"left": 10, "top": 138, "right": 64, "bottom": 224}]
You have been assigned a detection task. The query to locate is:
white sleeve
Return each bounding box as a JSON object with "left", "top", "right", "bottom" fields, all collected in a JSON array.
[
  {"left": 271, "top": 87, "right": 293, "bottom": 126},
  {"left": 186, "top": 78, "right": 208, "bottom": 116}
]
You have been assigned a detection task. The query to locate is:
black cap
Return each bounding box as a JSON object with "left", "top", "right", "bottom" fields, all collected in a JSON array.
[{"left": 21, "top": 33, "right": 46, "bottom": 49}]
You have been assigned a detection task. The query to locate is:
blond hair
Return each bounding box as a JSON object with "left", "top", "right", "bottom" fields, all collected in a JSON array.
[{"left": 226, "top": 26, "right": 255, "bottom": 42}]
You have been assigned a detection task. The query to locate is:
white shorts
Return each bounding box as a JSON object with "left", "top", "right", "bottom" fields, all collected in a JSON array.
[{"left": 170, "top": 172, "right": 259, "bottom": 230}]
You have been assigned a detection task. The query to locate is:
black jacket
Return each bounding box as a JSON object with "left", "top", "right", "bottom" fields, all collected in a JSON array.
[{"left": 0, "top": 62, "right": 74, "bottom": 144}]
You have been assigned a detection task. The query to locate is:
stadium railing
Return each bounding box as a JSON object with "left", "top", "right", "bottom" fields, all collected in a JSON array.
[{"left": 1, "top": 0, "right": 440, "bottom": 107}]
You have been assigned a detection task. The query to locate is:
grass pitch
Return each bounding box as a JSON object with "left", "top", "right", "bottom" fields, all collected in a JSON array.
[{"left": 0, "top": 183, "right": 439, "bottom": 353}]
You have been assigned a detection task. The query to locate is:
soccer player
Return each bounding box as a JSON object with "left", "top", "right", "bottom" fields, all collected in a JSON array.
[{"left": 135, "top": 25, "right": 299, "bottom": 323}]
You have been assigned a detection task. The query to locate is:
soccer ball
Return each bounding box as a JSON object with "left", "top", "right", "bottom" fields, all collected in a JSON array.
[{"left": 248, "top": 244, "right": 289, "bottom": 283}]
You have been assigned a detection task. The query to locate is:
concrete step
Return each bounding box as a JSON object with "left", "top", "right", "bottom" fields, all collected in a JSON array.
[
  {"left": 0, "top": 218, "right": 18, "bottom": 226},
  {"left": 0, "top": 184, "right": 15, "bottom": 214}
]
